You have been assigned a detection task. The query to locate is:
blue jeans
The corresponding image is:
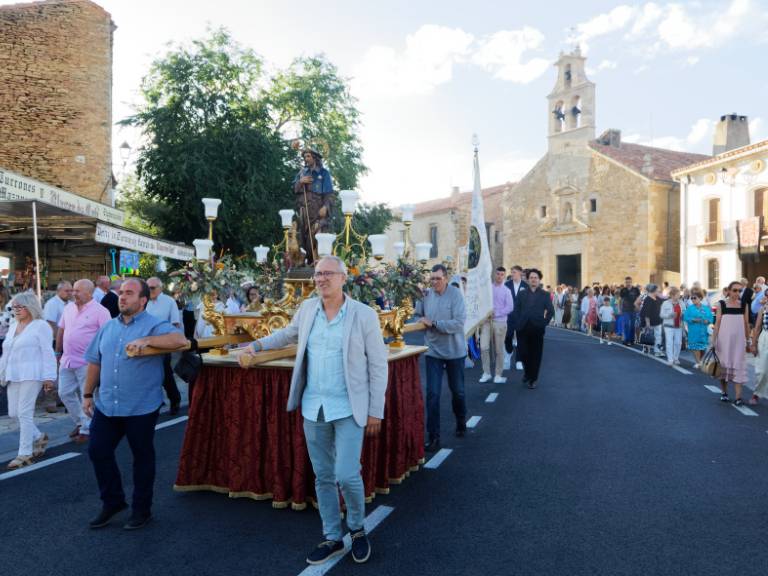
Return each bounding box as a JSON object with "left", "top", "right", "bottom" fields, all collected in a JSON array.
[
  {"left": 303, "top": 414, "right": 365, "bottom": 542},
  {"left": 425, "top": 356, "right": 467, "bottom": 442},
  {"left": 88, "top": 407, "right": 159, "bottom": 513},
  {"left": 620, "top": 312, "right": 635, "bottom": 344}
]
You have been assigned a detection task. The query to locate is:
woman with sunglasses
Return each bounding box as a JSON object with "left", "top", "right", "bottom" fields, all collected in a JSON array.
[
  {"left": 712, "top": 281, "right": 750, "bottom": 405},
  {"left": 683, "top": 289, "right": 713, "bottom": 368},
  {"left": 0, "top": 292, "right": 57, "bottom": 469}
]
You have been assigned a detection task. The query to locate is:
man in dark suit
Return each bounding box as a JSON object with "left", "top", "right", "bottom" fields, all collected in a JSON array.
[
  {"left": 512, "top": 268, "right": 554, "bottom": 389},
  {"left": 504, "top": 265, "right": 529, "bottom": 369},
  {"left": 740, "top": 277, "right": 755, "bottom": 325},
  {"left": 100, "top": 279, "right": 122, "bottom": 318}
]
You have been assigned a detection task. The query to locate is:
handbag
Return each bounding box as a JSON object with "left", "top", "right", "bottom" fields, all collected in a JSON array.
[
  {"left": 174, "top": 350, "right": 202, "bottom": 385},
  {"left": 639, "top": 327, "right": 655, "bottom": 346},
  {"left": 700, "top": 347, "right": 722, "bottom": 378}
]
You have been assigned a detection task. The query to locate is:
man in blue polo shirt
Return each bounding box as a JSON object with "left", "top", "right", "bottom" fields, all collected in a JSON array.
[{"left": 82, "top": 278, "right": 186, "bottom": 530}]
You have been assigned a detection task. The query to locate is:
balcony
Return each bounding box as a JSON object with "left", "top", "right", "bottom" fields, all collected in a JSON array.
[{"left": 690, "top": 221, "right": 735, "bottom": 246}]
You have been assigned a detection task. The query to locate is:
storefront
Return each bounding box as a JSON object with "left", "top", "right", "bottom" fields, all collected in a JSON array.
[{"left": 0, "top": 167, "right": 192, "bottom": 291}]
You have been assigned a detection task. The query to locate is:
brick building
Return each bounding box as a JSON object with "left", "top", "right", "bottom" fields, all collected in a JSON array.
[
  {"left": 504, "top": 48, "right": 709, "bottom": 287},
  {"left": 0, "top": 0, "right": 114, "bottom": 203},
  {"left": 385, "top": 184, "right": 509, "bottom": 269}
]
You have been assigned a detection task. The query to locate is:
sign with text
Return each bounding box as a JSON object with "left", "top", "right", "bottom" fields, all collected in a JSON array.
[
  {"left": 0, "top": 167, "right": 125, "bottom": 225},
  {"left": 95, "top": 223, "right": 194, "bottom": 261}
]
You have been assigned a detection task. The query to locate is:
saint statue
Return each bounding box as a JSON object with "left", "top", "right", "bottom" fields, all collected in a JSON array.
[{"left": 293, "top": 146, "right": 334, "bottom": 265}]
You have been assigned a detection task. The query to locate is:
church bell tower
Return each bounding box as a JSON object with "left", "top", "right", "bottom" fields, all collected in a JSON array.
[{"left": 547, "top": 47, "right": 595, "bottom": 154}]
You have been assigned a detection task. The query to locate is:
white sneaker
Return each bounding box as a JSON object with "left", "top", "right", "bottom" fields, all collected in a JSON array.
[
  {"left": 493, "top": 375, "right": 507, "bottom": 384},
  {"left": 479, "top": 373, "right": 492, "bottom": 383},
  {"left": 516, "top": 361, "right": 523, "bottom": 371},
  {"left": 693, "top": 362, "right": 701, "bottom": 369}
]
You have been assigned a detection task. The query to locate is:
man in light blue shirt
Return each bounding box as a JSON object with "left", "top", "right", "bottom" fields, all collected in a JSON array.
[
  {"left": 82, "top": 278, "right": 186, "bottom": 531},
  {"left": 751, "top": 276, "right": 766, "bottom": 319},
  {"left": 242, "top": 256, "right": 388, "bottom": 566}
]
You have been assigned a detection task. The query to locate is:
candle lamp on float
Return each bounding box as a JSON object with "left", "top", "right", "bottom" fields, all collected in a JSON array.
[
  {"left": 399, "top": 204, "right": 415, "bottom": 258},
  {"left": 333, "top": 190, "right": 369, "bottom": 260}
]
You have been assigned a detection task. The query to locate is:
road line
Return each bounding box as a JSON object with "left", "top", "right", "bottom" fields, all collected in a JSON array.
[
  {"left": 485, "top": 393, "right": 499, "bottom": 403},
  {"left": 704, "top": 385, "right": 722, "bottom": 394},
  {"left": 733, "top": 404, "right": 759, "bottom": 417},
  {"left": 297, "top": 505, "right": 394, "bottom": 576},
  {"left": 466, "top": 416, "right": 482, "bottom": 428},
  {"left": 424, "top": 448, "right": 453, "bottom": 469},
  {"left": 155, "top": 416, "right": 189, "bottom": 430},
  {"left": 0, "top": 452, "right": 81, "bottom": 481}
]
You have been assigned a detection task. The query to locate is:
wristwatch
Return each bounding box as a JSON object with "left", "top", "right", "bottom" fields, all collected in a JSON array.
[{"left": 83, "top": 393, "right": 94, "bottom": 399}]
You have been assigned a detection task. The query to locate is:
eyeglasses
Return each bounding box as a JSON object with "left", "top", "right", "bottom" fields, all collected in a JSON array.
[
  {"left": 11, "top": 305, "right": 25, "bottom": 311},
  {"left": 148, "top": 286, "right": 160, "bottom": 291},
  {"left": 429, "top": 276, "right": 445, "bottom": 282},
  {"left": 313, "top": 271, "right": 341, "bottom": 279},
  {"left": 691, "top": 296, "right": 700, "bottom": 300}
]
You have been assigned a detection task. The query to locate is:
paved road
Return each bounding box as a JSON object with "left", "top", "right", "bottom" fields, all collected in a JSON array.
[{"left": 2, "top": 328, "right": 767, "bottom": 576}]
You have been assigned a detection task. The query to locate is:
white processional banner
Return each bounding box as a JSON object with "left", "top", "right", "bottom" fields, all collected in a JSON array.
[{"left": 463, "top": 146, "right": 494, "bottom": 337}]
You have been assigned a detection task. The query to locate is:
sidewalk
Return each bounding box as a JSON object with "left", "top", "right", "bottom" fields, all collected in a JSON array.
[{"left": 0, "top": 376, "right": 189, "bottom": 463}]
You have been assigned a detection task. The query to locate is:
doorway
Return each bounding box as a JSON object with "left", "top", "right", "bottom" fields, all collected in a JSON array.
[{"left": 557, "top": 254, "right": 581, "bottom": 288}]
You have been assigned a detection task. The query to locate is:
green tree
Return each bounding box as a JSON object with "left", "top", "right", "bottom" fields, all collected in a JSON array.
[
  {"left": 121, "top": 29, "right": 366, "bottom": 256},
  {"left": 350, "top": 202, "right": 394, "bottom": 235}
]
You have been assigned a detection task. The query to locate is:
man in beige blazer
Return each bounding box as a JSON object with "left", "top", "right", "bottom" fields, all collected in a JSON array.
[{"left": 242, "top": 255, "right": 388, "bottom": 565}]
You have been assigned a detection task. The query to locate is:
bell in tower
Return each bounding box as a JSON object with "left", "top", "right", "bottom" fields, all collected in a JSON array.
[{"left": 546, "top": 47, "right": 595, "bottom": 153}]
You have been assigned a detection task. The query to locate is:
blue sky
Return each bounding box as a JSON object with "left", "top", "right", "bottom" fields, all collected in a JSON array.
[{"left": 5, "top": 0, "right": 768, "bottom": 206}]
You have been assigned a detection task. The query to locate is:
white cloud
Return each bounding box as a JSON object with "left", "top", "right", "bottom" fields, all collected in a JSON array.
[
  {"left": 598, "top": 59, "right": 617, "bottom": 70},
  {"left": 686, "top": 118, "right": 713, "bottom": 146},
  {"left": 570, "top": 5, "right": 636, "bottom": 52},
  {"left": 472, "top": 27, "right": 550, "bottom": 84},
  {"left": 352, "top": 25, "right": 474, "bottom": 99},
  {"left": 684, "top": 56, "right": 700, "bottom": 66},
  {"left": 572, "top": 0, "right": 768, "bottom": 60}
]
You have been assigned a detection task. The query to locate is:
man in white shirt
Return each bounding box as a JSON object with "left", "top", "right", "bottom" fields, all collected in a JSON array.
[
  {"left": 42, "top": 281, "right": 72, "bottom": 413},
  {"left": 43, "top": 281, "right": 72, "bottom": 338},
  {"left": 146, "top": 277, "right": 182, "bottom": 414},
  {"left": 92, "top": 276, "right": 110, "bottom": 304}
]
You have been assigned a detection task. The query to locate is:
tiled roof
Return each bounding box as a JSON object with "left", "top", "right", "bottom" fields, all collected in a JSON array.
[
  {"left": 412, "top": 184, "right": 510, "bottom": 216},
  {"left": 589, "top": 140, "right": 710, "bottom": 182}
]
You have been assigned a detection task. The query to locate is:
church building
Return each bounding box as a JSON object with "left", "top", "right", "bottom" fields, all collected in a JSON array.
[{"left": 504, "top": 48, "right": 709, "bottom": 287}]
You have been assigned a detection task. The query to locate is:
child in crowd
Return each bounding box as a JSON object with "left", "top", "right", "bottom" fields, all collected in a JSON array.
[{"left": 598, "top": 296, "right": 615, "bottom": 343}]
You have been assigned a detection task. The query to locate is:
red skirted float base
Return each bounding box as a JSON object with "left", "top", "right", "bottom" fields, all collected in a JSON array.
[{"left": 174, "top": 354, "right": 425, "bottom": 510}]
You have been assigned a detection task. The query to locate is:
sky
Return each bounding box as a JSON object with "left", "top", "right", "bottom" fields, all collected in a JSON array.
[{"left": 4, "top": 0, "right": 768, "bottom": 207}]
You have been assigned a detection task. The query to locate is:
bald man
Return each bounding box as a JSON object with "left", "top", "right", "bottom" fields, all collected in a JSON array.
[{"left": 56, "top": 280, "right": 111, "bottom": 442}]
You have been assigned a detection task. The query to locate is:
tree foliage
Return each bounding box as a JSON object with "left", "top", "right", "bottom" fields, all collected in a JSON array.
[{"left": 121, "top": 29, "right": 367, "bottom": 256}]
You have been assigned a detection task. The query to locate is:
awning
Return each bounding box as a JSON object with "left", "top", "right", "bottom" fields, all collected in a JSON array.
[{"left": 0, "top": 200, "right": 193, "bottom": 261}]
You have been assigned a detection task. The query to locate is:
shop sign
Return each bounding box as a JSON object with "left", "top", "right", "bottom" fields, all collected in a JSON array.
[{"left": 95, "top": 223, "right": 194, "bottom": 261}]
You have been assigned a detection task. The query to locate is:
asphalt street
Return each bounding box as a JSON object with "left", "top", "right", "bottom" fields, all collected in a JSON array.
[{"left": 2, "top": 327, "right": 768, "bottom": 576}]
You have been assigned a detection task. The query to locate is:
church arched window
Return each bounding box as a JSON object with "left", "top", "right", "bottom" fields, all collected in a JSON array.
[
  {"left": 564, "top": 64, "right": 572, "bottom": 88},
  {"left": 552, "top": 100, "right": 565, "bottom": 133},
  {"left": 568, "top": 96, "right": 582, "bottom": 130}
]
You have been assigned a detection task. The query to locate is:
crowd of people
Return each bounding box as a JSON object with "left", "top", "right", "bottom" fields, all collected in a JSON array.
[{"left": 531, "top": 275, "right": 768, "bottom": 407}]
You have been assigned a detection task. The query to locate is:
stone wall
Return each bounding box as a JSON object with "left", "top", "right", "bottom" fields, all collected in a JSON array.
[
  {"left": 0, "top": 0, "right": 114, "bottom": 202},
  {"left": 504, "top": 149, "right": 680, "bottom": 286}
]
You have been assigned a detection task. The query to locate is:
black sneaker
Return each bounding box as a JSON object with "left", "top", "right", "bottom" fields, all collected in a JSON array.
[
  {"left": 350, "top": 529, "right": 371, "bottom": 563},
  {"left": 455, "top": 424, "right": 466, "bottom": 438},
  {"left": 123, "top": 511, "right": 152, "bottom": 531},
  {"left": 306, "top": 540, "right": 345, "bottom": 565},
  {"left": 720, "top": 393, "right": 729, "bottom": 402},
  {"left": 734, "top": 398, "right": 744, "bottom": 407},
  {"left": 424, "top": 438, "right": 441, "bottom": 453},
  {"left": 89, "top": 503, "right": 128, "bottom": 529}
]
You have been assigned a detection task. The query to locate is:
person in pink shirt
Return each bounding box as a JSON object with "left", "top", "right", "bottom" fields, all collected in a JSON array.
[
  {"left": 56, "top": 279, "right": 111, "bottom": 443},
  {"left": 479, "top": 267, "right": 515, "bottom": 384}
]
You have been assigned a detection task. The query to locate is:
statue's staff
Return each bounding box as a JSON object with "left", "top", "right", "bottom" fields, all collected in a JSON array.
[{"left": 301, "top": 175, "right": 318, "bottom": 264}]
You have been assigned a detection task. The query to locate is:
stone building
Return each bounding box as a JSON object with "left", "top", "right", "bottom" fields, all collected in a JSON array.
[
  {"left": 385, "top": 184, "right": 509, "bottom": 269},
  {"left": 673, "top": 115, "right": 768, "bottom": 289},
  {"left": 504, "top": 48, "right": 709, "bottom": 287},
  {"left": 0, "top": 0, "right": 115, "bottom": 203}
]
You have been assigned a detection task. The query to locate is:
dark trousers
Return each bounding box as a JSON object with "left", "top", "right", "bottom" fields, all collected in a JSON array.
[
  {"left": 182, "top": 310, "right": 196, "bottom": 339},
  {"left": 517, "top": 325, "right": 545, "bottom": 383},
  {"left": 620, "top": 312, "right": 635, "bottom": 344},
  {"left": 88, "top": 407, "right": 160, "bottom": 513},
  {"left": 425, "top": 356, "right": 467, "bottom": 441},
  {"left": 162, "top": 355, "right": 181, "bottom": 407}
]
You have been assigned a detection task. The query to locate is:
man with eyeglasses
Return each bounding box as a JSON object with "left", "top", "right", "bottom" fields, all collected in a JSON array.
[
  {"left": 241, "top": 255, "right": 388, "bottom": 565},
  {"left": 415, "top": 263, "right": 467, "bottom": 453},
  {"left": 145, "top": 277, "right": 182, "bottom": 415}
]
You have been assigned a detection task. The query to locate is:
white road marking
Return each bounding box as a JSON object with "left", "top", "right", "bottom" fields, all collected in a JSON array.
[
  {"left": 485, "top": 393, "right": 499, "bottom": 403},
  {"left": 155, "top": 416, "right": 189, "bottom": 430},
  {"left": 466, "top": 416, "right": 482, "bottom": 428},
  {"left": 298, "top": 505, "right": 394, "bottom": 576},
  {"left": 733, "top": 404, "right": 759, "bottom": 417},
  {"left": 704, "top": 385, "right": 722, "bottom": 394},
  {"left": 424, "top": 448, "right": 453, "bottom": 470},
  {"left": 0, "top": 452, "right": 81, "bottom": 481}
]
